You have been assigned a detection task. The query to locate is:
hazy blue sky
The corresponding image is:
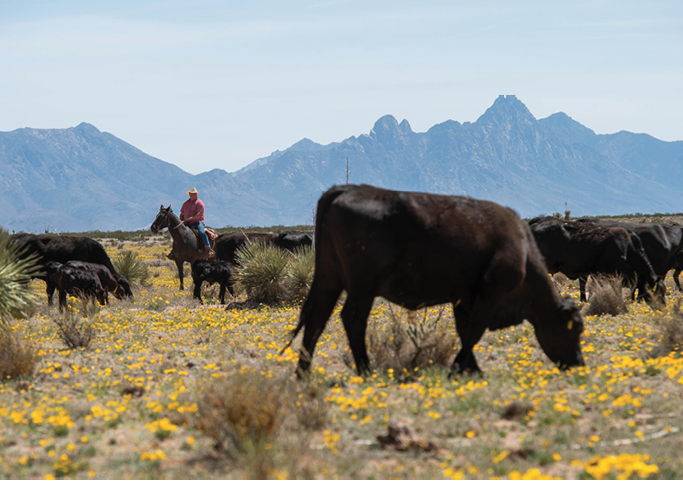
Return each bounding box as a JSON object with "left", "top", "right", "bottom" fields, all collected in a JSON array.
[{"left": 1, "top": 1, "right": 681, "bottom": 174}]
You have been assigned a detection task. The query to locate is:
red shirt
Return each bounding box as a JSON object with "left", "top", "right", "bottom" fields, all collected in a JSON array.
[{"left": 180, "top": 198, "right": 205, "bottom": 223}]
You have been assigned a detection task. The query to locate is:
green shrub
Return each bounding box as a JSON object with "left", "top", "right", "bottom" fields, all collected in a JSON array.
[
  {"left": 112, "top": 250, "right": 150, "bottom": 287},
  {"left": 287, "top": 246, "right": 315, "bottom": 297},
  {"left": 0, "top": 227, "right": 41, "bottom": 321},
  {"left": 236, "top": 240, "right": 292, "bottom": 302}
]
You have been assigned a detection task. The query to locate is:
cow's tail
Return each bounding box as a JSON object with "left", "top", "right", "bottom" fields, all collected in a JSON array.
[{"left": 281, "top": 185, "right": 351, "bottom": 353}]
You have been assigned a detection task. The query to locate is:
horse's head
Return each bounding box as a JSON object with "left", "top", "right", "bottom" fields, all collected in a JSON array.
[{"left": 151, "top": 205, "right": 172, "bottom": 234}]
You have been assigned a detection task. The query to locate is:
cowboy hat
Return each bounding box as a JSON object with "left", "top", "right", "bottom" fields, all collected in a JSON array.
[{"left": 186, "top": 187, "right": 200, "bottom": 195}]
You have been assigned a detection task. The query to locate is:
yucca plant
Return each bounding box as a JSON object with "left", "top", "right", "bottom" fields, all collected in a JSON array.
[
  {"left": 0, "top": 227, "right": 41, "bottom": 321},
  {"left": 0, "top": 227, "right": 40, "bottom": 379},
  {"left": 236, "top": 240, "right": 292, "bottom": 302},
  {"left": 287, "top": 246, "right": 315, "bottom": 297},
  {"left": 112, "top": 250, "right": 150, "bottom": 287}
]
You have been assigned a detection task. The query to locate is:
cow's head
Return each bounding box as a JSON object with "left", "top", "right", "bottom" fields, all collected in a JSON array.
[{"left": 534, "top": 297, "right": 585, "bottom": 369}]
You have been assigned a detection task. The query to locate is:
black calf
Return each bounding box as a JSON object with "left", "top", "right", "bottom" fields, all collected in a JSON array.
[{"left": 191, "top": 260, "right": 236, "bottom": 304}]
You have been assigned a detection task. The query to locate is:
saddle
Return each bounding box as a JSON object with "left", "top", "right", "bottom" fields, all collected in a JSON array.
[{"left": 187, "top": 224, "right": 217, "bottom": 256}]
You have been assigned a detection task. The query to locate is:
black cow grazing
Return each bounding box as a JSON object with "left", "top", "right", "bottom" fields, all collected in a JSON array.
[
  {"left": 191, "top": 259, "right": 236, "bottom": 304},
  {"left": 64, "top": 261, "right": 125, "bottom": 304},
  {"left": 529, "top": 216, "right": 664, "bottom": 304},
  {"left": 10, "top": 234, "right": 133, "bottom": 303},
  {"left": 214, "top": 232, "right": 278, "bottom": 265},
  {"left": 577, "top": 219, "right": 683, "bottom": 294},
  {"left": 48, "top": 262, "right": 107, "bottom": 310},
  {"left": 273, "top": 231, "right": 314, "bottom": 252},
  {"left": 287, "top": 184, "right": 585, "bottom": 377}
]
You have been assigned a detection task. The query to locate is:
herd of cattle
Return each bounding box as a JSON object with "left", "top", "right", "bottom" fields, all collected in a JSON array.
[
  {"left": 9, "top": 230, "right": 314, "bottom": 310},
  {"left": 10, "top": 184, "right": 683, "bottom": 377}
]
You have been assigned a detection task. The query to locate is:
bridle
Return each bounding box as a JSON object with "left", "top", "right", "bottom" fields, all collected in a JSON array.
[{"left": 151, "top": 208, "right": 171, "bottom": 233}]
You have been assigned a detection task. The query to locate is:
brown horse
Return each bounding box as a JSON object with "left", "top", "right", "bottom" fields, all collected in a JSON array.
[{"left": 150, "top": 205, "right": 215, "bottom": 290}]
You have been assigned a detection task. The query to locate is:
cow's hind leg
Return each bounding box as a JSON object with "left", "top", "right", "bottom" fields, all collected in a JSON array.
[
  {"left": 193, "top": 279, "right": 203, "bottom": 303},
  {"left": 675, "top": 270, "right": 683, "bottom": 292},
  {"left": 297, "top": 283, "right": 343, "bottom": 377},
  {"left": 47, "top": 282, "right": 56, "bottom": 306},
  {"left": 219, "top": 282, "right": 226, "bottom": 304},
  {"left": 340, "top": 294, "right": 375, "bottom": 376}
]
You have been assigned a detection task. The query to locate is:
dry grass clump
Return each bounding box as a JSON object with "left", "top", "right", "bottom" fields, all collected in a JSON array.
[
  {"left": 650, "top": 302, "right": 683, "bottom": 358},
  {"left": 287, "top": 246, "right": 315, "bottom": 297},
  {"left": 195, "top": 370, "right": 289, "bottom": 453},
  {"left": 585, "top": 275, "right": 628, "bottom": 316},
  {"left": 53, "top": 305, "right": 97, "bottom": 350},
  {"left": 113, "top": 250, "right": 150, "bottom": 286},
  {"left": 367, "top": 306, "right": 457, "bottom": 374},
  {"left": 0, "top": 328, "right": 37, "bottom": 380},
  {"left": 194, "top": 369, "right": 327, "bottom": 479}
]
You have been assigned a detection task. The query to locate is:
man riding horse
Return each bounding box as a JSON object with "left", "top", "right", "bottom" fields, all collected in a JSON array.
[{"left": 180, "top": 188, "right": 215, "bottom": 259}]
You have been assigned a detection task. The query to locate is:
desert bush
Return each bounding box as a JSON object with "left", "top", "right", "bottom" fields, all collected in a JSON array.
[
  {"left": 367, "top": 305, "right": 457, "bottom": 375},
  {"left": 0, "top": 328, "right": 37, "bottom": 380},
  {"left": 585, "top": 275, "right": 628, "bottom": 316},
  {"left": 196, "top": 370, "right": 288, "bottom": 451},
  {"left": 295, "top": 379, "right": 328, "bottom": 430},
  {"left": 112, "top": 250, "right": 150, "bottom": 287},
  {"left": 650, "top": 302, "right": 683, "bottom": 358},
  {"left": 236, "top": 240, "right": 292, "bottom": 302},
  {"left": 0, "top": 227, "right": 41, "bottom": 321},
  {"left": 287, "top": 246, "right": 315, "bottom": 297},
  {"left": 53, "top": 305, "right": 97, "bottom": 350}
]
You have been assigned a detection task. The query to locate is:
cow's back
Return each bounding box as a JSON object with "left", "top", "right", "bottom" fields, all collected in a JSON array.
[{"left": 317, "top": 184, "right": 535, "bottom": 308}]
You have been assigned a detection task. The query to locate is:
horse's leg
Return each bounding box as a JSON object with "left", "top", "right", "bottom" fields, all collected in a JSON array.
[
  {"left": 579, "top": 277, "right": 588, "bottom": 302},
  {"left": 175, "top": 260, "right": 185, "bottom": 290}
]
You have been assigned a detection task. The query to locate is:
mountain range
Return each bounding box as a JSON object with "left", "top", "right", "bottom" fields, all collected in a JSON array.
[{"left": 1, "top": 95, "right": 682, "bottom": 232}]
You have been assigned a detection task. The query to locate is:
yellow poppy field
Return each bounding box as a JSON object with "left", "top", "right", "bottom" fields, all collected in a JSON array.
[{"left": 1, "top": 235, "right": 683, "bottom": 479}]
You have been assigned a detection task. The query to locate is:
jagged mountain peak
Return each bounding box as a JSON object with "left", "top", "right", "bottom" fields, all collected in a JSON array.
[
  {"left": 476, "top": 95, "right": 536, "bottom": 127},
  {"left": 370, "top": 115, "right": 414, "bottom": 145}
]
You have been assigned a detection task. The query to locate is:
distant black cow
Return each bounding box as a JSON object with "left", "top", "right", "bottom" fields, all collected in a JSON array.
[
  {"left": 287, "top": 184, "right": 585, "bottom": 377},
  {"left": 214, "top": 232, "right": 278, "bottom": 265},
  {"left": 64, "top": 261, "right": 125, "bottom": 304},
  {"left": 577, "top": 219, "right": 683, "bottom": 294},
  {"left": 529, "top": 216, "right": 664, "bottom": 304},
  {"left": 191, "top": 259, "right": 236, "bottom": 304},
  {"left": 11, "top": 234, "right": 133, "bottom": 303},
  {"left": 47, "top": 262, "right": 107, "bottom": 310},
  {"left": 273, "top": 231, "right": 314, "bottom": 252}
]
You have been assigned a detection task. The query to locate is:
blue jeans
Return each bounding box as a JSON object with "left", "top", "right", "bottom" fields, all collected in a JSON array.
[{"left": 190, "top": 222, "right": 211, "bottom": 248}]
